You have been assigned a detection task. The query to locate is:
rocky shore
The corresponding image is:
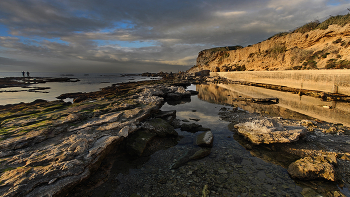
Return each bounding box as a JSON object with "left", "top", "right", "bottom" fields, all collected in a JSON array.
[
  {"left": 0, "top": 73, "right": 350, "bottom": 196},
  {"left": 0, "top": 78, "right": 199, "bottom": 196}
]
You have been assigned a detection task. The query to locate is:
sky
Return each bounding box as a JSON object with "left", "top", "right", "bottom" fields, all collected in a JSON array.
[{"left": 0, "top": 0, "right": 349, "bottom": 73}]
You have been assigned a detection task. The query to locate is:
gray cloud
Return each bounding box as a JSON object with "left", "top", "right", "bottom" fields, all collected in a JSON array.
[{"left": 0, "top": 0, "right": 349, "bottom": 73}]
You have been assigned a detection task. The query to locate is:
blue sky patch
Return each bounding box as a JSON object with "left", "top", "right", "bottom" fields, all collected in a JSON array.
[
  {"left": 0, "top": 24, "right": 10, "bottom": 37},
  {"left": 327, "top": 0, "right": 341, "bottom": 6},
  {"left": 93, "top": 40, "right": 155, "bottom": 48},
  {"left": 99, "top": 21, "right": 136, "bottom": 33}
]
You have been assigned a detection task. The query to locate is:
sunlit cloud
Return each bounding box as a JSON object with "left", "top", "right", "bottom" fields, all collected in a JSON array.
[{"left": 215, "top": 11, "right": 246, "bottom": 17}]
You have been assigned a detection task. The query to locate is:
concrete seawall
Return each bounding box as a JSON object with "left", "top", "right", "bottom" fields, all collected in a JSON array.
[{"left": 210, "top": 69, "right": 350, "bottom": 96}]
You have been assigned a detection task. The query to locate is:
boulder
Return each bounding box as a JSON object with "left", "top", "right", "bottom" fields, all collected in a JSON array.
[
  {"left": 165, "top": 86, "right": 191, "bottom": 100},
  {"left": 126, "top": 129, "right": 157, "bottom": 156},
  {"left": 180, "top": 123, "right": 211, "bottom": 133},
  {"left": 154, "top": 110, "right": 176, "bottom": 123},
  {"left": 142, "top": 118, "right": 178, "bottom": 137},
  {"left": 288, "top": 156, "right": 337, "bottom": 181},
  {"left": 234, "top": 118, "right": 306, "bottom": 145},
  {"left": 189, "top": 148, "right": 211, "bottom": 160},
  {"left": 196, "top": 131, "right": 214, "bottom": 147},
  {"left": 170, "top": 148, "right": 211, "bottom": 169},
  {"left": 166, "top": 93, "right": 182, "bottom": 100}
]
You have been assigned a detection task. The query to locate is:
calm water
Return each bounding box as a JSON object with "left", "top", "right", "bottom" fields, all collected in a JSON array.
[
  {"left": 0, "top": 72, "right": 160, "bottom": 105},
  {"left": 77, "top": 84, "right": 349, "bottom": 197},
  {"left": 196, "top": 83, "right": 350, "bottom": 127}
]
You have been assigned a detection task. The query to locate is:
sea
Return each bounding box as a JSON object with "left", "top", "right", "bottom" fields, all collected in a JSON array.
[{"left": 0, "top": 72, "right": 161, "bottom": 105}]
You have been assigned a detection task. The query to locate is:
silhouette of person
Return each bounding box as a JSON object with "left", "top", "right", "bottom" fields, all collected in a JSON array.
[
  {"left": 26, "top": 71, "right": 30, "bottom": 77},
  {"left": 22, "top": 71, "right": 25, "bottom": 77}
]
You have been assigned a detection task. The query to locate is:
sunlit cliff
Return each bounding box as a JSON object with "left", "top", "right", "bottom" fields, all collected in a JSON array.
[{"left": 188, "top": 14, "right": 350, "bottom": 73}]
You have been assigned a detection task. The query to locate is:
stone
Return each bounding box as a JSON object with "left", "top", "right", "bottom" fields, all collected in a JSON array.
[
  {"left": 180, "top": 123, "right": 211, "bottom": 133},
  {"left": 300, "top": 188, "right": 321, "bottom": 197},
  {"left": 142, "top": 118, "right": 178, "bottom": 137},
  {"left": 171, "top": 147, "right": 211, "bottom": 169},
  {"left": 234, "top": 118, "right": 306, "bottom": 145},
  {"left": 288, "top": 156, "right": 336, "bottom": 181},
  {"left": 119, "top": 124, "right": 138, "bottom": 137},
  {"left": 325, "top": 127, "right": 337, "bottom": 134},
  {"left": 126, "top": 129, "right": 157, "bottom": 156},
  {"left": 189, "top": 148, "right": 211, "bottom": 160},
  {"left": 166, "top": 93, "right": 182, "bottom": 100},
  {"left": 154, "top": 110, "right": 176, "bottom": 123},
  {"left": 300, "top": 120, "right": 316, "bottom": 127},
  {"left": 196, "top": 131, "right": 214, "bottom": 147}
]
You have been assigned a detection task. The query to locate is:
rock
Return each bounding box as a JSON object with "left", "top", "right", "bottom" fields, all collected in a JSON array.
[
  {"left": 64, "top": 113, "right": 82, "bottom": 123},
  {"left": 118, "top": 124, "right": 137, "bottom": 138},
  {"left": 0, "top": 82, "right": 170, "bottom": 197},
  {"left": 180, "top": 123, "right": 211, "bottom": 133},
  {"left": 154, "top": 110, "right": 176, "bottom": 123},
  {"left": 300, "top": 120, "right": 316, "bottom": 127},
  {"left": 171, "top": 119, "right": 181, "bottom": 129},
  {"left": 189, "top": 148, "right": 211, "bottom": 160},
  {"left": 166, "top": 93, "right": 182, "bottom": 100},
  {"left": 196, "top": 131, "right": 214, "bottom": 147},
  {"left": 234, "top": 118, "right": 306, "bottom": 145},
  {"left": 126, "top": 129, "right": 157, "bottom": 156},
  {"left": 325, "top": 127, "right": 337, "bottom": 134},
  {"left": 288, "top": 156, "right": 336, "bottom": 181},
  {"left": 301, "top": 188, "right": 322, "bottom": 197},
  {"left": 142, "top": 118, "right": 178, "bottom": 137},
  {"left": 165, "top": 86, "right": 191, "bottom": 100},
  {"left": 170, "top": 150, "right": 192, "bottom": 169},
  {"left": 171, "top": 148, "right": 211, "bottom": 169}
]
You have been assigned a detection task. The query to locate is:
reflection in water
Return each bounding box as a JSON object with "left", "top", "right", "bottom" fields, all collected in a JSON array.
[{"left": 196, "top": 83, "right": 350, "bottom": 127}]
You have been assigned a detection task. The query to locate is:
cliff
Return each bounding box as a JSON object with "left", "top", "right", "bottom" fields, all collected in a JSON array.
[{"left": 189, "top": 14, "right": 350, "bottom": 73}]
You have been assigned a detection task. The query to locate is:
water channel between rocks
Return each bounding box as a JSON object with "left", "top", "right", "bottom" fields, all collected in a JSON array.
[{"left": 70, "top": 84, "right": 350, "bottom": 197}]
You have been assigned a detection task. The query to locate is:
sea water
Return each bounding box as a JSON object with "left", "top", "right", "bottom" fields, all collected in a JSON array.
[{"left": 0, "top": 72, "right": 160, "bottom": 105}]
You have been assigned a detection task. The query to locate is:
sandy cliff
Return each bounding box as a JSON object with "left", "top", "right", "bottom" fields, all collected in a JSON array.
[{"left": 189, "top": 21, "right": 350, "bottom": 73}]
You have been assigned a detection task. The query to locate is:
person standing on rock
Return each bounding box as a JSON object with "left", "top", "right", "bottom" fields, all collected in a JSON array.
[
  {"left": 22, "top": 71, "right": 25, "bottom": 77},
  {"left": 27, "top": 71, "right": 30, "bottom": 77}
]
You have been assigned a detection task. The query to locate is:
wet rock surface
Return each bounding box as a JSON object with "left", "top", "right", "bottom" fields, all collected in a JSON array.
[
  {"left": 196, "top": 131, "right": 214, "bottom": 147},
  {"left": 1, "top": 76, "right": 350, "bottom": 197},
  {"left": 220, "top": 107, "right": 350, "bottom": 196},
  {"left": 288, "top": 156, "right": 336, "bottom": 181},
  {"left": 180, "top": 123, "right": 211, "bottom": 133},
  {"left": 234, "top": 118, "right": 307, "bottom": 145},
  {"left": 67, "top": 94, "right": 307, "bottom": 197},
  {"left": 0, "top": 81, "right": 193, "bottom": 197}
]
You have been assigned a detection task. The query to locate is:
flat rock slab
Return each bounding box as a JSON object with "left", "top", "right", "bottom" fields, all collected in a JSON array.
[{"left": 234, "top": 118, "right": 306, "bottom": 145}]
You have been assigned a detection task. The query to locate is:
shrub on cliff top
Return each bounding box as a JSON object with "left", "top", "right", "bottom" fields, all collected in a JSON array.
[
  {"left": 202, "top": 45, "right": 243, "bottom": 53},
  {"left": 267, "top": 32, "right": 289, "bottom": 40},
  {"left": 317, "top": 13, "right": 350, "bottom": 30},
  {"left": 293, "top": 20, "right": 320, "bottom": 33}
]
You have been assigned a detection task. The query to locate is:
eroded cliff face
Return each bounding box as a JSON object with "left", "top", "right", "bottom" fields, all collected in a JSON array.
[{"left": 189, "top": 24, "right": 350, "bottom": 73}]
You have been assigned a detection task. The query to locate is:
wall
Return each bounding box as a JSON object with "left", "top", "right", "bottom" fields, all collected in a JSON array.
[{"left": 210, "top": 69, "right": 350, "bottom": 96}]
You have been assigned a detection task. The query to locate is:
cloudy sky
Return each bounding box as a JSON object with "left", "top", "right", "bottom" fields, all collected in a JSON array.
[{"left": 0, "top": 0, "right": 349, "bottom": 73}]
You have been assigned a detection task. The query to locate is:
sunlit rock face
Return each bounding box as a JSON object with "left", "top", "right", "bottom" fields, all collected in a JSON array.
[
  {"left": 288, "top": 155, "right": 337, "bottom": 181},
  {"left": 234, "top": 118, "right": 306, "bottom": 145},
  {"left": 189, "top": 24, "right": 350, "bottom": 73}
]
